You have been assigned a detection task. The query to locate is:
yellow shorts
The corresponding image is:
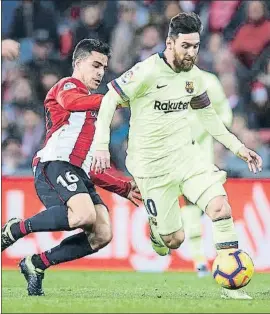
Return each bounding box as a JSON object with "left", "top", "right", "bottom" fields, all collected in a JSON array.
[{"left": 135, "top": 143, "right": 227, "bottom": 235}]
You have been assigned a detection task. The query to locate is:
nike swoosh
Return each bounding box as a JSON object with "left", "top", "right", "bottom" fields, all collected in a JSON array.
[{"left": 157, "top": 85, "right": 167, "bottom": 89}]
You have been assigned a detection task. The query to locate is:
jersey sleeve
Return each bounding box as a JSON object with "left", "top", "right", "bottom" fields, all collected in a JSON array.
[
  {"left": 108, "top": 62, "right": 150, "bottom": 102},
  {"left": 56, "top": 80, "right": 103, "bottom": 112},
  {"left": 208, "top": 74, "right": 233, "bottom": 128},
  {"left": 89, "top": 169, "right": 131, "bottom": 198}
]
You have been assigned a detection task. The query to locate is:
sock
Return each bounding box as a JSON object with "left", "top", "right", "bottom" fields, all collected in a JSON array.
[
  {"left": 31, "top": 232, "right": 98, "bottom": 271},
  {"left": 10, "top": 205, "right": 72, "bottom": 240},
  {"left": 212, "top": 217, "right": 238, "bottom": 252},
  {"left": 181, "top": 205, "right": 207, "bottom": 267}
]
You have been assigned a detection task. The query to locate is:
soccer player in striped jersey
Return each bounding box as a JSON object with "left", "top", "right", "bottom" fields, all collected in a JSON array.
[{"left": 2, "top": 39, "right": 141, "bottom": 296}]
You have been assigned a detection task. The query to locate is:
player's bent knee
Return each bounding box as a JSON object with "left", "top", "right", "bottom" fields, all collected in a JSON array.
[
  {"left": 90, "top": 225, "right": 113, "bottom": 250},
  {"left": 161, "top": 229, "right": 185, "bottom": 249},
  {"left": 67, "top": 193, "right": 97, "bottom": 228},
  {"left": 206, "top": 196, "right": 232, "bottom": 221}
]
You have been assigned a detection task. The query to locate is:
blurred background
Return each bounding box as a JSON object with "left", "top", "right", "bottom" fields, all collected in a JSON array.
[{"left": 2, "top": 0, "right": 270, "bottom": 178}]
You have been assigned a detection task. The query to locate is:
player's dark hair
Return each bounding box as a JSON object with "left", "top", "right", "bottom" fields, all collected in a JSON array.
[
  {"left": 72, "top": 38, "right": 111, "bottom": 68},
  {"left": 168, "top": 12, "right": 203, "bottom": 39}
]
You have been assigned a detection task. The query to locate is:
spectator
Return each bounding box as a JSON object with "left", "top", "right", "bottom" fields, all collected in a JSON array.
[
  {"left": 23, "top": 29, "right": 69, "bottom": 103},
  {"left": 24, "top": 29, "right": 68, "bottom": 77},
  {"left": 249, "top": 81, "right": 270, "bottom": 128},
  {"left": 230, "top": 1, "right": 270, "bottom": 69},
  {"left": 213, "top": 48, "right": 236, "bottom": 76},
  {"left": 35, "top": 67, "right": 62, "bottom": 105},
  {"left": 1, "top": 39, "right": 20, "bottom": 61},
  {"left": 5, "top": 77, "right": 39, "bottom": 126},
  {"left": 208, "top": 0, "right": 242, "bottom": 34},
  {"left": 10, "top": 77, "right": 36, "bottom": 112},
  {"left": 21, "top": 109, "right": 44, "bottom": 164},
  {"left": 2, "top": 61, "right": 25, "bottom": 105},
  {"left": 72, "top": 2, "right": 110, "bottom": 48},
  {"left": 198, "top": 33, "right": 224, "bottom": 72},
  {"left": 1, "top": 112, "right": 21, "bottom": 144},
  {"left": 230, "top": 1, "right": 270, "bottom": 107},
  {"left": 136, "top": 24, "right": 165, "bottom": 62},
  {"left": 110, "top": 1, "right": 137, "bottom": 75},
  {"left": 9, "top": 0, "right": 58, "bottom": 49},
  {"left": 2, "top": 138, "right": 25, "bottom": 176},
  {"left": 219, "top": 73, "right": 240, "bottom": 110},
  {"left": 159, "top": 1, "right": 182, "bottom": 39}
]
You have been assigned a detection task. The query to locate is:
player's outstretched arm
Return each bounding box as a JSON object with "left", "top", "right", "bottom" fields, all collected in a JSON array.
[
  {"left": 90, "top": 170, "right": 142, "bottom": 206},
  {"left": 195, "top": 104, "right": 263, "bottom": 173},
  {"left": 56, "top": 87, "right": 104, "bottom": 112},
  {"left": 91, "top": 89, "right": 122, "bottom": 173}
]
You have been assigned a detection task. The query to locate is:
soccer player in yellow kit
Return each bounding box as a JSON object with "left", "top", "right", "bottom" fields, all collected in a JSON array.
[
  {"left": 91, "top": 13, "right": 262, "bottom": 299},
  {"left": 182, "top": 70, "right": 233, "bottom": 277}
]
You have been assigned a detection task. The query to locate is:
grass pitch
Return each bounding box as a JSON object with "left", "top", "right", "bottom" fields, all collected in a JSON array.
[{"left": 2, "top": 270, "right": 270, "bottom": 313}]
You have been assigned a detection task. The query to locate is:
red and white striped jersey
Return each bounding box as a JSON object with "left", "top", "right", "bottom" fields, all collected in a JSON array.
[
  {"left": 33, "top": 77, "right": 131, "bottom": 197},
  {"left": 33, "top": 77, "right": 103, "bottom": 174},
  {"left": 33, "top": 77, "right": 132, "bottom": 198}
]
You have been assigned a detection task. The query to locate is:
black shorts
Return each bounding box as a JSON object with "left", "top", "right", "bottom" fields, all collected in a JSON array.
[{"left": 34, "top": 160, "right": 105, "bottom": 209}]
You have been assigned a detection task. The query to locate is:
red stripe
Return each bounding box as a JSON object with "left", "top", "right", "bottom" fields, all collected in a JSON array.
[
  {"left": 69, "top": 111, "right": 95, "bottom": 167},
  {"left": 40, "top": 252, "right": 51, "bottom": 267},
  {"left": 19, "top": 221, "right": 27, "bottom": 235},
  {"left": 42, "top": 168, "right": 65, "bottom": 203},
  {"left": 32, "top": 156, "right": 40, "bottom": 168}
]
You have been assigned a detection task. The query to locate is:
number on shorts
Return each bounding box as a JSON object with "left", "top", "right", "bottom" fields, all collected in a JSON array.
[
  {"left": 144, "top": 199, "right": 157, "bottom": 217},
  {"left": 56, "top": 171, "right": 79, "bottom": 188}
]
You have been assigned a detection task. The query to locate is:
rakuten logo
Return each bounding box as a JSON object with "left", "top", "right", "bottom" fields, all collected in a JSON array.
[{"left": 154, "top": 100, "right": 189, "bottom": 113}]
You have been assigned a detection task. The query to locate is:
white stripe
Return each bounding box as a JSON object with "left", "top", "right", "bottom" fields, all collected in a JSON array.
[{"left": 37, "top": 112, "right": 86, "bottom": 163}]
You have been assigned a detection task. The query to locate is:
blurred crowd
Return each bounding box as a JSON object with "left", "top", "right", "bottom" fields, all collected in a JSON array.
[{"left": 2, "top": 0, "right": 270, "bottom": 177}]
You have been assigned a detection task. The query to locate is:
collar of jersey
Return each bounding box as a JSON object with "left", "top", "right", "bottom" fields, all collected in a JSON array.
[{"left": 158, "top": 52, "right": 177, "bottom": 75}]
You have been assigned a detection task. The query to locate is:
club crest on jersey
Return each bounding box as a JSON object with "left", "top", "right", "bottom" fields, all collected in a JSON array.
[
  {"left": 63, "top": 82, "right": 76, "bottom": 90},
  {"left": 121, "top": 70, "right": 133, "bottom": 84},
  {"left": 185, "top": 81, "right": 194, "bottom": 94}
]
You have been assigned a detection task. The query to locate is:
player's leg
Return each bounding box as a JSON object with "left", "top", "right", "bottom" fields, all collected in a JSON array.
[
  {"left": 21, "top": 205, "right": 111, "bottom": 272},
  {"left": 188, "top": 179, "right": 252, "bottom": 299},
  {"left": 19, "top": 181, "right": 112, "bottom": 296},
  {"left": 135, "top": 174, "right": 185, "bottom": 255},
  {"left": 1, "top": 161, "right": 96, "bottom": 251},
  {"left": 181, "top": 136, "right": 213, "bottom": 276},
  {"left": 181, "top": 196, "right": 209, "bottom": 277}
]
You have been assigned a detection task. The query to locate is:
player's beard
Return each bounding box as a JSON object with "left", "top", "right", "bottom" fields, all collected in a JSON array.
[{"left": 173, "top": 50, "right": 196, "bottom": 72}]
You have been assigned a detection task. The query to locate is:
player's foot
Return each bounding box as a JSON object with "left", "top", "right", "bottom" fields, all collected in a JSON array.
[
  {"left": 221, "top": 287, "right": 252, "bottom": 300},
  {"left": 196, "top": 263, "right": 210, "bottom": 278},
  {"left": 149, "top": 218, "right": 170, "bottom": 256},
  {"left": 19, "top": 256, "right": 45, "bottom": 296},
  {"left": 1, "top": 218, "right": 22, "bottom": 252}
]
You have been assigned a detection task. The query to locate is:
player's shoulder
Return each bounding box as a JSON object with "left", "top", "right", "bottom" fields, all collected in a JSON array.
[
  {"left": 200, "top": 69, "right": 219, "bottom": 82},
  {"left": 57, "top": 77, "right": 87, "bottom": 91},
  {"left": 132, "top": 54, "right": 159, "bottom": 76}
]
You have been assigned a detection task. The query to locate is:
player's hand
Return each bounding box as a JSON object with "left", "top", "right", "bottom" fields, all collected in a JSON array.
[
  {"left": 2, "top": 39, "right": 20, "bottom": 60},
  {"left": 91, "top": 150, "right": 111, "bottom": 174},
  {"left": 126, "top": 180, "right": 142, "bottom": 207},
  {"left": 237, "top": 146, "right": 263, "bottom": 174}
]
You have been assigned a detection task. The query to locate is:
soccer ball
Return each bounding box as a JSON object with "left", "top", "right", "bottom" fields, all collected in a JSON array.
[{"left": 212, "top": 249, "right": 254, "bottom": 290}]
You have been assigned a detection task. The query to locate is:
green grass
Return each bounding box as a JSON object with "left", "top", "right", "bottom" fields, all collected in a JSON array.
[{"left": 2, "top": 270, "right": 270, "bottom": 313}]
